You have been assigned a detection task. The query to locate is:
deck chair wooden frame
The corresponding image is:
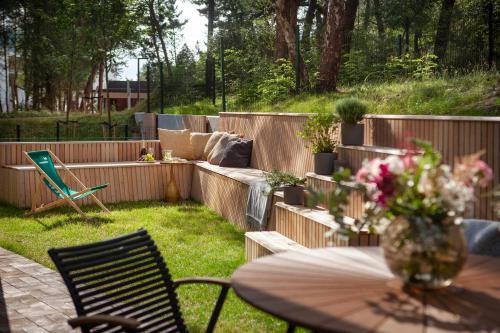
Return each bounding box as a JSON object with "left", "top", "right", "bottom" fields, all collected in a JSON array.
[{"left": 24, "top": 149, "right": 110, "bottom": 219}]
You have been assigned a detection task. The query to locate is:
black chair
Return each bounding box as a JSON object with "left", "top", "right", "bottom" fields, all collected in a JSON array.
[
  {"left": 48, "top": 229, "right": 230, "bottom": 333},
  {"left": 463, "top": 219, "right": 500, "bottom": 257}
]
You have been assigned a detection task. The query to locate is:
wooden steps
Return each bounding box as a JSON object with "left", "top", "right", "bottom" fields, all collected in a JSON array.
[
  {"left": 337, "top": 145, "right": 407, "bottom": 171},
  {"left": 306, "top": 172, "right": 365, "bottom": 220},
  {"left": 274, "top": 202, "right": 379, "bottom": 249},
  {"left": 245, "top": 231, "right": 306, "bottom": 262}
]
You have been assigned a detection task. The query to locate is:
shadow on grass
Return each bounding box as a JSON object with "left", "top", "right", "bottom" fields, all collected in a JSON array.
[{"left": 35, "top": 215, "right": 113, "bottom": 231}]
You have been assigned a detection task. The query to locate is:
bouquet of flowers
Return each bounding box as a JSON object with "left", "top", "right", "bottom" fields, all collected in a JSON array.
[{"left": 340, "top": 140, "right": 492, "bottom": 234}]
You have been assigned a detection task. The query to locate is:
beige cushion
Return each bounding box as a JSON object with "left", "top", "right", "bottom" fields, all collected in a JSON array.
[
  {"left": 207, "top": 133, "right": 239, "bottom": 165},
  {"left": 158, "top": 128, "right": 194, "bottom": 159},
  {"left": 202, "top": 131, "right": 225, "bottom": 160},
  {"left": 190, "top": 132, "right": 212, "bottom": 160}
]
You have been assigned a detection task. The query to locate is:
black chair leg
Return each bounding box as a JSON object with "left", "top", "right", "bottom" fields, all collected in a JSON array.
[
  {"left": 206, "top": 286, "right": 230, "bottom": 333},
  {"left": 287, "top": 323, "right": 296, "bottom": 333}
]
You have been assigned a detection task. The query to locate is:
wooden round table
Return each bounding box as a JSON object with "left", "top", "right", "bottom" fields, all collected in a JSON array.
[{"left": 231, "top": 247, "right": 500, "bottom": 333}]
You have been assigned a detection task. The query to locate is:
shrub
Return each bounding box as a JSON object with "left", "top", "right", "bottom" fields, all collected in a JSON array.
[
  {"left": 335, "top": 98, "right": 368, "bottom": 124},
  {"left": 298, "top": 112, "right": 338, "bottom": 154},
  {"left": 257, "top": 59, "right": 295, "bottom": 104},
  {"left": 265, "top": 170, "right": 306, "bottom": 191}
]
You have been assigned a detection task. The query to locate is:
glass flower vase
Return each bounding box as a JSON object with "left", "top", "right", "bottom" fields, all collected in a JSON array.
[{"left": 382, "top": 216, "right": 467, "bottom": 289}]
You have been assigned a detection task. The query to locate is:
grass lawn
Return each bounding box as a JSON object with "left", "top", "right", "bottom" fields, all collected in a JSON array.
[{"left": 0, "top": 201, "right": 288, "bottom": 333}]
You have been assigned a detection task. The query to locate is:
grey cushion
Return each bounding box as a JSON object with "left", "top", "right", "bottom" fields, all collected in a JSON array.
[
  {"left": 207, "top": 134, "right": 239, "bottom": 165},
  {"left": 463, "top": 219, "right": 500, "bottom": 257},
  {"left": 219, "top": 139, "right": 253, "bottom": 168}
]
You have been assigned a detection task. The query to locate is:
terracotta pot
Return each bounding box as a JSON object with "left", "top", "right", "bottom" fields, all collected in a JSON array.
[
  {"left": 314, "top": 152, "right": 337, "bottom": 176},
  {"left": 341, "top": 123, "right": 364, "bottom": 146},
  {"left": 283, "top": 185, "right": 304, "bottom": 205}
]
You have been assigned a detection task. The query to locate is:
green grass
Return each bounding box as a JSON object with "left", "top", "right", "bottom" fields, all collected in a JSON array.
[{"left": 0, "top": 201, "right": 287, "bottom": 332}]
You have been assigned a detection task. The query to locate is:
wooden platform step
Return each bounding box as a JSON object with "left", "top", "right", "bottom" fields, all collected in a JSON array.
[
  {"left": 275, "top": 202, "right": 379, "bottom": 248},
  {"left": 337, "top": 145, "right": 407, "bottom": 172},
  {"left": 306, "top": 172, "right": 364, "bottom": 219},
  {"left": 245, "top": 231, "right": 306, "bottom": 261}
]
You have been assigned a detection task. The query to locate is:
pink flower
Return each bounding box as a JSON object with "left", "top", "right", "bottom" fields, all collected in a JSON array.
[{"left": 474, "top": 160, "right": 493, "bottom": 188}]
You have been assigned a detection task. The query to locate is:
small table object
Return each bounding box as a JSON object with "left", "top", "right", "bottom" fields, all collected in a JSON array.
[{"left": 231, "top": 247, "right": 500, "bottom": 333}]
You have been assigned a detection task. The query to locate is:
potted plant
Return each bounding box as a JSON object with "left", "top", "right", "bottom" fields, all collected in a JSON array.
[
  {"left": 336, "top": 97, "right": 367, "bottom": 146},
  {"left": 265, "top": 170, "right": 306, "bottom": 205},
  {"left": 315, "top": 140, "right": 492, "bottom": 289},
  {"left": 298, "top": 112, "right": 339, "bottom": 176}
]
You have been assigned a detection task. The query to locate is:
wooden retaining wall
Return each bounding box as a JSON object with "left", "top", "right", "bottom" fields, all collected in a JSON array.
[
  {"left": 0, "top": 162, "right": 193, "bottom": 208},
  {"left": 0, "top": 140, "right": 160, "bottom": 166},
  {"left": 219, "top": 112, "right": 314, "bottom": 176},
  {"left": 365, "top": 115, "right": 500, "bottom": 220}
]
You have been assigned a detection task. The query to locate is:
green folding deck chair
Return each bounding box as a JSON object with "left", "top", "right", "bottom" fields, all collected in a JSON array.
[{"left": 24, "top": 149, "right": 110, "bottom": 219}]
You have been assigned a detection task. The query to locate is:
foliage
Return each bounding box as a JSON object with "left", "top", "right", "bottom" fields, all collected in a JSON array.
[
  {"left": 298, "top": 112, "right": 339, "bottom": 154},
  {"left": 384, "top": 54, "right": 438, "bottom": 80},
  {"left": 335, "top": 98, "right": 368, "bottom": 124},
  {"left": 265, "top": 170, "right": 306, "bottom": 191},
  {"left": 0, "top": 201, "right": 287, "bottom": 332},
  {"left": 257, "top": 59, "right": 295, "bottom": 104}
]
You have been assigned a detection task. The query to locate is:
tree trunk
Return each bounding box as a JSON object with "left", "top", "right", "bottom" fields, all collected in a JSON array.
[
  {"left": 342, "top": 0, "right": 359, "bottom": 52},
  {"left": 105, "top": 56, "right": 111, "bottom": 127},
  {"left": 403, "top": 17, "right": 410, "bottom": 53},
  {"left": 80, "top": 63, "right": 97, "bottom": 112},
  {"left": 434, "top": 0, "right": 455, "bottom": 61},
  {"left": 97, "top": 62, "right": 104, "bottom": 114},
  {"left": 206, "top": 0, "right": 215, "bottom": 103},
  {"left": 2, "top": 13, "right": 9, "bottom": 113},
  {"left": 302, "top": 0, "right": 317, "bottom": 53},
  {"left": 363, "top": 0, "right": 371, "bottom": 30},
  {"left": 372, "top": 0, "right": 385, "bottom": 38},
  {"left": 148, "top": 0, "right": 172, "bottom": 76},
  {"left": 317, "top": 0, "right": 347, "bottom": 92},
  {"left": 414, "top": 30, "right": 421, "bottom": 56},
  {"left": 275, "top": 0, "right": 309, "bottom": 88}
]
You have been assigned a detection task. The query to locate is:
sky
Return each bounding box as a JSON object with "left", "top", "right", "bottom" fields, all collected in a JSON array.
[{"left": 117, "top": 0, "right": 206, "bottom": 80}]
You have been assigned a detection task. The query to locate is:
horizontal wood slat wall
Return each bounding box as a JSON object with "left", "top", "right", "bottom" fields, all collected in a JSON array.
[
  {"left": 182, "top": 115, "right": 207, "bottom": 133},
  {"left": 219, "top": 113, "right": 314, "bottom": 176},
  {"left": 275, "top": 205, "right": 380, "bottom": 248},
  {"left": 307, "top": 176, "right": 365, "bottom": 220},
  {"left": 0, "top": 141, "right": 161, "bottom": 166},
  {"left": 0, "top": 163, "right": 192, "bottom": 208},
  {"left": 365, "top": 116, "right": 500, "bottom": 220}
]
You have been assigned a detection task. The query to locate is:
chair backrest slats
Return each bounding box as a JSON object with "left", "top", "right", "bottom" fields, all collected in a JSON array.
[{"left": 49, "top": 229, "right": 187, "bottom": 333}]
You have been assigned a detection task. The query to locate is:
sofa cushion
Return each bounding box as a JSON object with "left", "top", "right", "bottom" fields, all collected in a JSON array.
[
  {"left": 219, "top": 139, "right": 253, "bottom": 168},
  {"left": 158, "top": 128, "right": 194, "bottom": 159},
  {"left": 203, "top": 131, "right": 225, "bottom": 160},
  {"left": 190, "top": 132, "right": 212, "bottom": 160},
  {"left": 208, "top": 133, "right": 239, "bottom": 165}
]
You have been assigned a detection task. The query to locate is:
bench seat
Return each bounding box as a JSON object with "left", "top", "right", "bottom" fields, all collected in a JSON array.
[
  {"left": 191, "top": 161, "right": 280, "bottom": 231},
  {"left": 0, "top": 161, "right": 193, "bottom": 208}
]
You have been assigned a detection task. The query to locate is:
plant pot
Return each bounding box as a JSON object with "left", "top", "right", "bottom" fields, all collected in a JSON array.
[
  {"left": 314, "top": 153, "right": 337, "bottom": 176},
  {"left": 341, "top": 123, "right": 364, "bottom": 146},
  {"left": 382, "top": 216, "right": 467, "bottom": 289},
  {"left": 283, "top": 185, "right": 304, "bottom": 205}
]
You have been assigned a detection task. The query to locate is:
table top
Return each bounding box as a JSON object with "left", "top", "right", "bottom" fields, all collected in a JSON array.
[{"left": 231, "top": 247, "right": 500, "bottom": 333}]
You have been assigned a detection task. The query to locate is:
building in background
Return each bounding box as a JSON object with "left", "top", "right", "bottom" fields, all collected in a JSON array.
[{"left": 100, "top": 80, "right": 148, "bottom": 111}]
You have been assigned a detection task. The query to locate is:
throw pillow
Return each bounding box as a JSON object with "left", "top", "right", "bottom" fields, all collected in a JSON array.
[
  {"left": 202, "top": 131, "right": 225, "bottom": 160},
  {"left": 207, "top": 133, "right": 239, "bottom": 165},
  {"left": 190, "top": 132, "right": 212, "bottom": 160},
  {"left": 219, "top": 139, "right": 253, "bottom": 168},
  {"left": 158, "top": 128, "right": 194, "bottom": 159}
]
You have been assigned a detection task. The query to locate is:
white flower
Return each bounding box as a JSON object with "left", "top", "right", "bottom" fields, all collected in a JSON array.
[{"left": 384, "top": 155, "right": 405, "bottom": 175}]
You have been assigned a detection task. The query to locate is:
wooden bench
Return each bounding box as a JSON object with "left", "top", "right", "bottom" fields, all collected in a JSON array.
[
  {"left": 245, "top": 231, "right": 306, "bottom": 262},
  {"left": 191, "top": 161, "right": 282, "bottom": 231},
  {"left": 0, "top": 161, "right": 193, "bottom": 208}
]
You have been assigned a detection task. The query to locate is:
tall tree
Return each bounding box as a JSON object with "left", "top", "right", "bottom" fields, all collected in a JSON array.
[
  {"left": 434, "top": 0, "right": 455, "bottom": 61},
  {"left": 274, "top": 0, "right": 309, "bottom": 89},
  {"left": 317, "top": 0, "right": 348, "bottom": 92}
]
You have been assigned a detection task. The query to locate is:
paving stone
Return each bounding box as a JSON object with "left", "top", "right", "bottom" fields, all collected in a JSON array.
[{"left": 0, "top": 248, "right": 77, "bottom": 332}]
